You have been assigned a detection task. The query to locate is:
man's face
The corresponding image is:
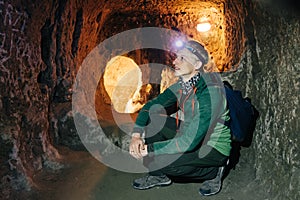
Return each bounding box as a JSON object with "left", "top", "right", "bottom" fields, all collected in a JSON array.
[{"left": 173, "top": 48, "right": 200, "bottom": 79}]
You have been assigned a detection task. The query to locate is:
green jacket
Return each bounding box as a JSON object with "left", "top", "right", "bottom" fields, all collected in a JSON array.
[{"left": 133, "top": 73, "right": 232, "bottom": 156}]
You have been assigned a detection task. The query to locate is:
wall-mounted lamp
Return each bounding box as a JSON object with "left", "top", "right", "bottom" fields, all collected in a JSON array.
[{"left": 196, "top": 22, "right": 211, "bottom": 32}]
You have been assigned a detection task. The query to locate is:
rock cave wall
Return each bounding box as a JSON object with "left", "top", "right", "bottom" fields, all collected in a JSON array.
[
  {"left": 245, "top": 1, "right": 299, "bottom": 199},
  {"left": 0, "top": 0, "right": 299, "bottom": 199}
]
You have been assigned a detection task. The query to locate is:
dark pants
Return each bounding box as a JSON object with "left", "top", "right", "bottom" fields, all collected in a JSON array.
[{"left": 144, "top": 115, "right": 228, "bottom": 182}]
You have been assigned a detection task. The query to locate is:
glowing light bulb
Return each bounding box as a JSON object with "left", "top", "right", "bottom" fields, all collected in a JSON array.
[{"left": 196, "top": 22, "right": 211, "bottom": 32}]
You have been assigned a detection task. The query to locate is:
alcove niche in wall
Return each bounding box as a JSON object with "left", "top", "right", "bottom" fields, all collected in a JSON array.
[{"left": 103, "top": 56, "right": 144, "bottom": 113}]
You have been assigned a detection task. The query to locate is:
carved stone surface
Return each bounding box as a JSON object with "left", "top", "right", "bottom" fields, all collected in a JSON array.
[{"left": 0, "top": 0, "right": 299, "bottom": 199}]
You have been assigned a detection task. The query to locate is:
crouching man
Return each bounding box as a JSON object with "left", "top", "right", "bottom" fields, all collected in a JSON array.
[{"left": 129, "top": 39, "right": 231, "bottom": 196}]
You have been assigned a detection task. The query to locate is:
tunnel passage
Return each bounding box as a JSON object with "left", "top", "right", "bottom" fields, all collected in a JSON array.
[
  {"left": 0, "top": 0, "right": 299, "bottom": 200},
  {"left": 88, "top": 0, "right": 249, "bottom": 128},
  {"left": 93, "top": 0, "right": 248, "bottom": 120}
]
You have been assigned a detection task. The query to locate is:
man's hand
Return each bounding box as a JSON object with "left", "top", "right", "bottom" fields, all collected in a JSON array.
[
  {"left": 129, "top": 133, "right": 145, "bottom": 159},
  {"left": 140, "top": 144, "right": 148, "bottom": 157}
]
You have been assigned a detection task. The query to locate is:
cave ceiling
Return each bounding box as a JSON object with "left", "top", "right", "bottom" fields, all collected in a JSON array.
[{"left": 87, "top": 0, "right": 247, "bottom": 71}]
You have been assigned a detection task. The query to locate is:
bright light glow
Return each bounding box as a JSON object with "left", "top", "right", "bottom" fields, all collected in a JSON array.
[
  {"left": 196, "top": 22, "right": 211, "bottom": 32},
  {"left": 175, "top": 40, "right": 184, "bottom": 47},
  {"left": 103, "top": 56, "right": 143, "bottom": 113}
]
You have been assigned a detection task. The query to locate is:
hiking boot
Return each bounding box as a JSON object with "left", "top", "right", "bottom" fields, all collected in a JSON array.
[
  {"left": 199, "top": 165, "right": 226, "bottom": 196},
  {"left": 133, "top": 174, "right": 172, "bottom": 190}
]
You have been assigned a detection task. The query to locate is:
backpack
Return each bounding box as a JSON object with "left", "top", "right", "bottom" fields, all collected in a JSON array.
[{"left": 222, "top": 81, "right": 259, "bottom": 147}]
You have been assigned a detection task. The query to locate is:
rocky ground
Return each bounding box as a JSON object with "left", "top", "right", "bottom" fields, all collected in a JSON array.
[{"left": 15, "top": 146, "right": 270, "bottom": 200}]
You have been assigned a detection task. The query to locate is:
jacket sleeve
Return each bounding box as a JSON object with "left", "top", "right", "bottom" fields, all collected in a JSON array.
[
  {"left": 132, "top": 84, "right": 179, "bottom": 133},
  {"left": 149, "top": 87, "right": 223, "bottom": 155}
]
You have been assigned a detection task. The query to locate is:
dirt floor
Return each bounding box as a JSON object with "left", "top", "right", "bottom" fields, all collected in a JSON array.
[{"left": 15, "top": 146, "right": 270, "bottom": 200}]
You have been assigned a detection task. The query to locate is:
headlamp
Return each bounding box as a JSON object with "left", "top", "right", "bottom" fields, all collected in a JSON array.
[
  {"left": 174, "top": 39, "right": 208, "bottom": 64},
  {"left": 175, "top": 40, "right": 184, "bottom": 48}
]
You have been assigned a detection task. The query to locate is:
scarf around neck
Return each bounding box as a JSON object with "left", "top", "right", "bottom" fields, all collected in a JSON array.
[{"left": 179, "top": 72, "right": 202, "bottom": 95}]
